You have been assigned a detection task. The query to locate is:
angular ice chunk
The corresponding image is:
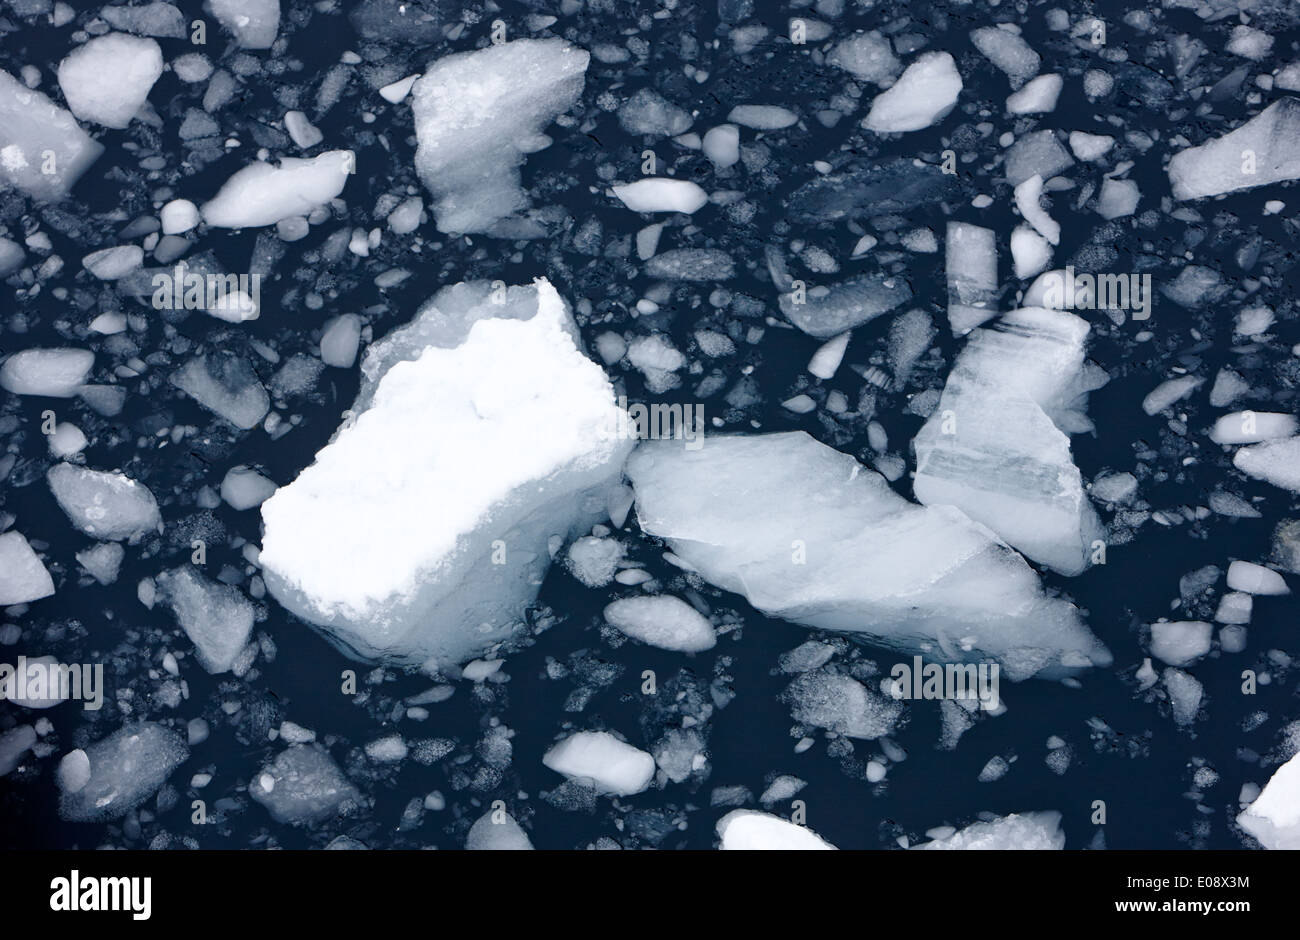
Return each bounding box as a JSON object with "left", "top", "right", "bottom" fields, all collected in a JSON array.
[
  {"left": 827, "top": 31, "right": 900, "bottom": 85},
  {"left": 249, "top": 745, "right": 361, "bottom": 825},
  {"left": 47, "top": 464, "right": 161, "bottom": 541},
  {"left": 1234, "top": 437, "right": 1300, "bottom": 493},
  {"left": 202, "top": 151, "right": 354, "bottom": 228},
  {"left": 1168, "top": 99, "right": 1300, "bottom": 201},
  {"left": 260, "top": 279, "right": 633, "bottom": 666},
  {"left": 58, "top": 722, "right": 188, "bottom": 821},
  {"left": 410, "top": 39, "right": 588, "bottom": 234},
  {"left": 210, "top": 0, "right": 280, "bottom": 49},
  {"left": 156, "top": 567, "right": 255, "bottom": 674},
  {"left": 970, "top": 26, "right": 1040, "bottom": 89},
  {"left": 863, "top": 52, "right": 962, "bottom": 133},
  {"left": 171, "top": 352, "right": 270, "bottom": 429},
  {"left": 945, "top": 222, "right": 998, "bottom": 335},
  {"left": 612, "top": 179, "right": 708, "bottom": 214},
  {"left": 914, "top": 308, "right": 1104, "bottom": 575},
  {"left": 1226, "top": 560, "right": 1289, "bottom": 596},
  {"left": 603, "top": 595, "right": 716, "bottom": 652},
  {"left": 779, "top": 273, "right": 912, "bottom": 338},
  {"left": 1237, "top": 751, "right": 1300, "bottom": 849},
  {"left": 618, "top": 88, "right": 691, "bottom": 137},
  {"left": 101, "top": 2, "right": 187, "bottom": 38},
  {"left": 1163, "top": 668, "right": 1203, "bottom": 727},
  {"left": 0, "top": 348, "right": 93, "bottom": 397},
  {"left": 57, "top": 33, "right": 163, "bottom": 129},
  {"left": 76, "top": 542, "right": 124, "bottom": 585},
  {"left": 220, "top": 466, "right": 276, "bottom": 510},
  {"left": 1210, "top": 411, "right": 1297, "bottom": 445},
  {"left": 786, "top": 157, "right": 960, "bottom": 225},
  {"left": 1007, "top": 74, "right": 1062, "bottom": 114},
  {"left": 0, "top": 69, "right": 103, "bottom": 200},
  {"left": 627, "top": 432, "right": 1109, "bottom": 680},
  {"left": 320, "top": 314, "right": 361, "bottom": 368},
  {"left": 466, "top": 809, "right": 534, "bottom": 849},
  {"left": 915, "top": 811, "right": 1064, "bottom": 849},
  {"left": 785, "top": 669, "right": 903, "bottom": 739},
  {"left": 1149, "top": 621, "right": 1212, "bottom": 666},
  {"left": 542, "top": 730, "right": 655, "bottom": 796},
  {"left": 716, "top": 810, "right": 836, "bottom": 849},
  {"left": 0, "top": 531, "right": 55, "bottom": 605}
]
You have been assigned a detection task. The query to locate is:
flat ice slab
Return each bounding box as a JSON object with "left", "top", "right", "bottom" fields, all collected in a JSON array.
[
  {"left": 1237, "top": 751, "right": 1300, "bottom": 849},
  {"left": 260, "top": 279, "right": 633, "bottom": 666},
  {"left": 58, "top": 722, "right": 188, "bottom": 822},
  {"left": 1168, "top": 98, "right": 1300, "bottom": 200},
  {"left": 411, "top": 39, "right": 588, "bottom": 234},
  {"left": 914, "top": 307, "right": 1105, "bottom": 575},
  {"left": 47, "top": 464, "right": 161, "bottom": 542},
  {"left": 716, "top": 810, "right": 836, "bottom": 849},
  {"left": 0, "top": 69, "right": 103, "bottom": 200},
  {"left": 627, "top": 431, "right": 1109, "bottom": 680},
  {"left": 202, "top": 151, "right": 354, "bottom": 228},
  {"left": 542, "top": 730, "right": 655, "bottom": 795}
]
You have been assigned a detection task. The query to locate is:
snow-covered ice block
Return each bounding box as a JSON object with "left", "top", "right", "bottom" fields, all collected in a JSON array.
[
  {"left": 0, "top": 531, "right": 55, "bottom": 605},
  {"left": 101, "top": 2, "right": 187, "bottom": 38},
  {"left": 827, "top": 31, "right": 900, "bottom": 85},
  {"left": 785, "top": 669, "right": 903, "bottom": 739},
  {"left": 466, "top": 809, "right": 534, "bottom": 849},
  {"left": 1237, "top": 751, "right": 1300, "bottom": 849},
  {"left": 249, "top": 745, "right": 361, "bottom": 826},
  {"left": 1163, "top": 667, "right": 1203, "bottom": 727},
  {"left": 627, "top": 432, "right": 1109, "bottom": 680},
  {"left": 915, "top": 811, "right": 1064, "bottom": 849},
  {"left": 76, "top": 542, "right": 124, "bottom": 585},
  {"left": 220, "top": 466, "right": 276, "bottom": 510},
  {"left": 57, "top": 33, "right": 162, "bottom": 129},
  {"left": 410, "top": 39, "right": 588, "bottom": 234},
  {"left": 202, "top": 151, "right": 354, "bottom": 228},
  {"left": 1007, "top": 74, "right": 1062, "bottom": 114},
  {"left": 1168, "top": 99, "right": 1300, "bottom": 201},
  {"left": 58, "top": 722, "right": 188, "bottom": 821},
  {"left": 47, "top": 464, "right": 161, "bottom": 541},
  {"left": 0, "top": 348, "right": 93, "bottom": 397},
  {"left": 542, "top": 730, "right": 655, "bottom": 795},
  {"left": 863, "top": 52, "right": 961, "bottom": 133},
  {"left": 603, "top": 595, "right": 716, "bottom": 652},
  {"left": 970, "top": 26, "right": 1040, "bottom": 89},
  {"left": 914, "top": 307, "right": 1104, "bottom": 576},
  {"left": 1234, "top": 437, "right": 1300, "bottom": 493},
  {"left": 170, "top": 352, "right": 270, "bottom": 429},
  {"left": 945, "top": 222, "right": 998, "bottom": 335},
  {"left": 0, "top": 69, "right": 102, "bottom": 200},
  {"left": 156, "top": 567, "right": 255, "bottom": 674},
  {"left": 612, "top": 179, "right": 708, "bottom": 214},
  {"left": 260, "top": 279, "right": 633, "bottom": 666},
  {"left": 716, "top": 810, "right": 836, "bottom": 849},
  {"left": 209, "top": 0, "right": 280, "bottom": 49}
]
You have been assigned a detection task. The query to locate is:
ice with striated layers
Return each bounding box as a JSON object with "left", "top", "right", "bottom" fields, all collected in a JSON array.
[
  {"left": 914, "top": 307, "right": 1105, "bottom": 576},
  {"left": 259, "top": 279, "right": 633, "bottom": 667},
  {"left": 627, "top": 431, "right": 1110, "bottom": 681}
]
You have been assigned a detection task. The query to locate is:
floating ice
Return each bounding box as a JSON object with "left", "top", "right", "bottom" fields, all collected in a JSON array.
[
  {"left": 220, "top": 466, "right": 277, "bottom": 510},
  {"left": 466, "top": 809, "right": 534, "bottom": 849},
  {"left": 618, "top": 88, "right": 691, "bottom": 137},
  {"left": 542, "top": 730, "right": 655, "bottom": 796},
  {"left": 156, "top": 567, "right": 255, "bottom": 674},
  {"left": 0, "top": 69, "right": 102, "bottom": 200},
  {"left": 1007, "top": 74, "right": 1062, "bottom": 114},
  {"left": 702, "top": 124, "right": 740, "bottom": 167},
  {"left": 1003, "top": 130, "right": 1073, "bottom": 187},
  {"left": 863, "top": 52, "right": 962, "bottom": 133},
  {"left": 1163, "top": 668, "right": 1203, "bottom": 727},
  {"left": 779, "top": 273, "right": 912, "bottom": 338},
  {"left": 1226, "top": 560, "right": 1289, "bottom": 596},
  {"left": 627, "top": 432, "right": 1109, "bottom": 680},
  {"left": 1234, "top": 437, "right": 1300, "bottom": 493},
  {"left": 1237, "top": 751, "right": 1300, "bottom": 849},
  {"left": 0, "top": 532, "right": 55, "bottom": 605},
  {"left": 644, "top": 248, "right": 735, "bottom": 281},
  {"left": 1168, "top": 99, "right": 1300, "bottom": 201},
  {"left": 1142, "top": 375, "right": 1202, "bottom": 416},
  {"left": 612, "top": 179, "right": 708, "bottom": 214},
  {"left": 1010, "top": 224, "right": 1052, "bottom": 278},
  {"left": 785, "top": 669, "right": 903, "bottom": 739},
  {"left": 0, "top": 348, "right": 93, "bottom": 398},
  {"left": 58, "top": 722, "right": 188, "bottom": 821},
  {"left": 57, "top": 33, "right": 162, "bottom": 129},
  {"left": 716, "top": 810, "right": 836, "bottom": 849},
  {"left": 727, "top": 105, "right": 797, "bottom": 130},
  {"left": 603, "top": 595, "right": 716, "bottom": 652},
  {"left": 1149, "top": 621, "right": 1213, "bottom": 667},
  {"left": 171, "top": 352, "right": 270, "bottom": 430},
  {"left": 1014, "top": 175, "right": 1059, "bottom": 245},
  {"left": 915, "top": 811, "right": 1064, "bottom": 849},
  {"left": 47, "top": 464, "right": 161, "bottom": 541},
  {"left": 210, "top": 0, "right": 280, "bottom": 49},
  {"left": 202, "top": 151, "right": 354, "bottom": 228},
  {"left": 827, "top": 31, "right": 900, "bottom": 85},
  {"left": 970, "top": 26, "right": 1040, "bottom": 89},
  {"left": 914, "top": 308, "right": 1104, "bottom": 576},
  {"left": 249, "top": 745, "right": 362, "bottom": 826},
  {"left": 56, "top": 749, "right": 91, "bottom": 794},
  {"left": 260, "top": 279, "right": 632, "bottom": 666},
  {"left": 76, "top": 542, "right": 124, "bottom": 585},
  {"left": 1210, "top": 412, "right": 1297, "bottom": 445},
  {"left": 787, "top": 157, "right": 960, "bottom": 225},
  {"left": 320, "top": 314, "right": 361, "bottom": 368},
  {"left": 83, "top": 245, "right": 144, "bottom": 280},
  {"left": 945, "top": 222, "right": 998, "bottom": 335},
  {"left": 410, "top": 39, "right": 588, "bottom": 234},
  {"left": 0, "top": 725, "right": 36, "bottom": 777}
]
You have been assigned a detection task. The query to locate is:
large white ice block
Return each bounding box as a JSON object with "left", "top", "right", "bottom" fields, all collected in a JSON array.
[
  {"left": 1237, "top": 751, "right": 1300, "bottom": 849},
  {"left": 626, "top": 432, "right": 1109, "bottom": 680},
  {"left": 914, "top": 307, "right": 1105, "bottom": 575},
  {"left": 0, "top": 69, "right": 103, "bottom": 200},
  {"left": 260, "top": 279, "right": 633, "bottom": 666},
  {"left": 1168, "top": 98, "right": 1300, "bottom": 201}
]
